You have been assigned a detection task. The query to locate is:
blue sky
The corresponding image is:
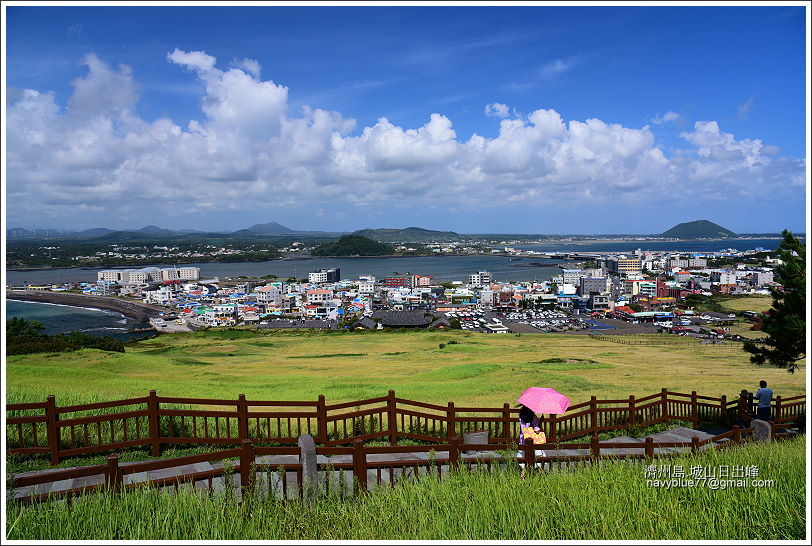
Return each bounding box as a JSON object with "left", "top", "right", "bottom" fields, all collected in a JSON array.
[{"left": 4, "top": 3, "right": 809, "bottom": 234}]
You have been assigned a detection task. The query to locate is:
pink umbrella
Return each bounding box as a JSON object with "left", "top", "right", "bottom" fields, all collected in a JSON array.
[{"left": 517, "top": 387, "right": 571, "bottom": 414}]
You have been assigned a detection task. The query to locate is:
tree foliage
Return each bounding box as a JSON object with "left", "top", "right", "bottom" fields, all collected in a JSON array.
[
  {"left": 311, "top": 235, "right": 395, "bottom": 257},
  {"left": 742, "top": 230, "right": 806, "bottom": 373}
]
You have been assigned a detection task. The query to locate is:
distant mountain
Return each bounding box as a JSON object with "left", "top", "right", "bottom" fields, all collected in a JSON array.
[
  {"left": 352, "top": 226, "right": 459, "bottom": 242},
  {"left": 661, "top": 220, "right": 738, "bottom": 239},
  {"left": 7, "top": 228, "right": 34, "bottom": 238},
  {"left": 137, "top": 225, "right": 176, "bottom": 235},
  {"left": 78, "top": 227, "right": 114, "bottom": 236},
  {"left": 311, "top": 235, "right": 395, "bottom": 256},
  {"left": 244, "top": 222, "right": 296, "bottom": 235}
]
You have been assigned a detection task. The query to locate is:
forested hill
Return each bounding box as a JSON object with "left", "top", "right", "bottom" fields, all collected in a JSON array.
[
  {"left": 661, "top": 220, "right": 738, "bottom": 239},
  {"left": 352, "top": 227, "right": 459, "bottom": 242},
  {"left": 311, "top": 235, "right": 395, "bottom": 256}
]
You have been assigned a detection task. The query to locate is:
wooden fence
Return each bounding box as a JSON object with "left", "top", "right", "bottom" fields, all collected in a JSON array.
[
  {"left": 7, "top": 390, "right": 805, "bottom": 466},
  {"left": 12, "top": 421, "right": 802, "bottom": 505}
]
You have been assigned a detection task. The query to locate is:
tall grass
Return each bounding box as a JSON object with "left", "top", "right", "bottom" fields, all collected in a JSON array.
[{"left": 7, "top": 436, "right": 805, "bottom": 540}]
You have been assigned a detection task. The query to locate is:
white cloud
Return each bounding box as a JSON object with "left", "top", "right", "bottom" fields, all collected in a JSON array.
[
  {"left": 167, "top": 48, "right": 216, "bottom": 73},
  {"left": 651, "top": 111, "right": 680, "bottom": 124},
  {"left": 5, "top": 50, "right": 805, "bottom": 228},
  {"left": 538, "top": 56, "right": 582, "bottom": 79},
  {"left": 484, "top": 102, "right": 510, "bottom": 118},
  {"left": 232, "top": 58, "right": 261, "bottom": 79}
]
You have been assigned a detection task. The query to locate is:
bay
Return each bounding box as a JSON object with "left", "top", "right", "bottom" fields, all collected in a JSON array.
[
  {"left": 3, "top": 238, "right": 788, "bottom": 286},
  {"left": 6, "top": 300, "right": 154, "bottom": 341}
]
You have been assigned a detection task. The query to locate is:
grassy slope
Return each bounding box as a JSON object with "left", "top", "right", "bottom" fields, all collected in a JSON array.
[
  {"left": 6, "top": 436, "right": 806, "bottom": 541},
  {"left": 716, "top": 295, "right": 773, "bottom": 313},
  {"left": 6, "top": 329, "right": 805, "bottom": 407}
]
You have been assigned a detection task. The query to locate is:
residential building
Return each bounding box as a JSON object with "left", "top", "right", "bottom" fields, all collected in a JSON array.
[
  {"left": 606, "top": 257, "right": 642, "bottom": 275},
  {"left": 468, "top": 271, "right": 493, "bottom": 287},
  {"left": 308, "top": 268, "right": 341, "bottom": 283}
]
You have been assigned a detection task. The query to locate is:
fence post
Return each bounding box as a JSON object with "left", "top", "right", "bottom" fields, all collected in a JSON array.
[
  {"left": 589, "top": 396, "right": 597, "bottom": 433},
  {"left": 502, "top": 403, "right": 511, "bottom": 445},
  {"left": 317, "top": 394, "right": 328, "bottom": 444},
  {"left": 590, "top": 432, "right": 600, "bottom": 460},
  {"left": 449, "top": 436, "right": 460, "bottom": 470},
  {"left": 691, "top": 436, "right": 700, "bottom": 454},
  {"left": 240, "top": 439, "right": 255, "bottom": 496},
  {"left": 690, "top": 391, "right": 699, "bottom": 427},
  {"left": 523, "top": 438, "right": 535, "bottom": 473},
  {"left": 628, "top": 395, "right": 636, "bottom": 427},
  {"left": 105, "top": 454, "right": 122, "bottom": 492},
  {"left": 238, "top": 394, "right": 249, "bottom": 441},
  {"left": 548, "top": 413, "right": 558, "bottom": 443},
  {"left": 732, "top": 425, "right": 741, "bottom": 444},
  {"left": 720, "top": 395, "right": 728, "bottom": 426},
  {"left": 447, "top": 402, "right": 456, "bottom": 441},
  {"left": 148, "top": 390, "right": 161, "bottom": 456},
  {"left": 353, "top": 440, "right": 367, "bottom": 494},
  {"left": 774, "top": 395, "right": 782, "bottom": 423},
  {"left": 387, "top": 390, "right": 397, "bottom": 445},
  {"left": 661, "top": 388, "right": 668, "bottom": 421},
  {"left": 644, "top": 436, "right": 654, "bottom": 459},
  {"left": 46, "top": 395, "right": 59, "bottom": 466}
]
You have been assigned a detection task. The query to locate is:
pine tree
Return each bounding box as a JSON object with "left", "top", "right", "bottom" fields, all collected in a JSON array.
[{"left": 742, "top": 230, "right": 806, "bottom": 373}]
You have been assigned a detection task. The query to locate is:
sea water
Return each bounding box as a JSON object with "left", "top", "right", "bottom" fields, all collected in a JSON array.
[{"left": 6, "top": 299, "right": 154, "bottom": 341}]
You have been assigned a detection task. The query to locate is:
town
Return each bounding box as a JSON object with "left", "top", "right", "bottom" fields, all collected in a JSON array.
[{"left": 8, "top": 244, "right": 779, "bottom": 340}]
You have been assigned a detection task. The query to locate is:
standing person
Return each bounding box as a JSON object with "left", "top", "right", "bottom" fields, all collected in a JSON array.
[
  {"left": 753, "top": 380, "right": 773, "bottom": 421},
  {"left": 517, "top": 404, "right": 546, "bottom": 475}
]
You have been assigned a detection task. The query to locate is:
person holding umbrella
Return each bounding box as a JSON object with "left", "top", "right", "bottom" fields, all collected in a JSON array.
[{"left": 516, "top": 387, "right": 571, "bottom": 476}]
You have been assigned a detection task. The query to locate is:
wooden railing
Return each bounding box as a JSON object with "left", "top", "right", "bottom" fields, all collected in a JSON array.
[
  {"left": 7, "top": 390, "right": 805, "bottom": 465},
  {"left": 11, "top": 421, "right": 801, "bottom": 505}
]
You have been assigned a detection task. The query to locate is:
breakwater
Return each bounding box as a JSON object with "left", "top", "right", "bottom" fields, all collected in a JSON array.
[{"left": 6, "top": 290, "right": 166, "bottom": 321}]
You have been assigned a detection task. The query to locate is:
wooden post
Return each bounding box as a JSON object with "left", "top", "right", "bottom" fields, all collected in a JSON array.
[
  {"left": 148, "top": 390, "right": 161, "bottom": 456},
  {"left": 106, "top": 454, "right": 122, "bottom": 492},
  {"left": 353, "top": 440, "right": 367, "bottom": 494},
  {"left": 523, "top": 438, "right": 535, "bottom": 472},
  {"left": 732, "top": 425, "right": 741, "bottom": 444},
  {"left": 237, "top": 394, "right": 249, "bottom": 441},
  {"left": 45, "top": 395, "right": 60, "bottom": 466},
  {"left": 317, "top": 394, "right": 328, "bottom": 444},
  {"left": 239, "top": 439, "right": 255, "bottom": 496},
  {"left": 502, "top": 403, "right": 512, "bottom": 445},
  {"left": 449, "top": 436, "right": 460, "bottom": 470},
  {"left": 660, "top": 388, "right": 669, "bottom": 421},
  {"left": 691, "top": 436, "right": 700, "bottom": 454},
  {"left": 387, "top": 390, "right": 397, "bottom": 445},
  {"left": 690, "top": 391, "right": 699, "bottom": 427},
  {"left": 589, "top": 396, "right": 597, "bottom": 433},
  {"left": 590, "top": 432, "right": 600, "bottom": 460},
  {"left": 644, "top": 436, "right": 654, "bottom": 459},
  {"left": 720, "top": 395, "right": 728, "bottom": 426},
  {"left": 447, "top": 402, "right": 456, "bottom": 441},
  {"left": 548, "top": 413, "right": 557, "bottom": 443},
  {"left": 774, "top": 395, "right": 782, "bottom": 423},
  {"left": 628, "top": 395, "right": 636, "bottom": 427}
]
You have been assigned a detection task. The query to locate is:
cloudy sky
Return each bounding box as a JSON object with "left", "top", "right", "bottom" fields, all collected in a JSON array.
[{"left": 4, "top": 3, "right": 808, "bottom": 234}]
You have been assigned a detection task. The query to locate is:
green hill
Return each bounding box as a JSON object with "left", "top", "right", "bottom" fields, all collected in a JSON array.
[
  {"left": 352, "top": 226, "right": 459, "bottom": 242},
  {"left": 661, "top": 220, "right": 737, "bottom": 239},
  {"left": 311, "top": 235, "right": 395, "bottom": 256}
]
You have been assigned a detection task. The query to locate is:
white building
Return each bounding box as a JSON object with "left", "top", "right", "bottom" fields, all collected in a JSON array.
[
  {"left": 97, "top": 266, "right": 199, "bottom": 284},
  {"left": 468, "top": 271, "right": 493, "bottom": 287}
]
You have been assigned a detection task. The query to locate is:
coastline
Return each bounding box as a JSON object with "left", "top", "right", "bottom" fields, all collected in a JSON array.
[{"left": 6, "top": 290, "right": 167, "bottom": 321}]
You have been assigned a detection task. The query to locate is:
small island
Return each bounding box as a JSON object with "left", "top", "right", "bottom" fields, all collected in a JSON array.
[{"left": 310, "top": 235, "right": 395, "bottom": 256}]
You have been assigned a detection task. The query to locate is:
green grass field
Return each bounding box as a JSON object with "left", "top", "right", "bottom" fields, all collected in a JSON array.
[
  {"left": 716, "top": 295, "right": 773, "bottom": 313},
  {"left": 6, "top": 329, "right": 805, "bottom": 408}
]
